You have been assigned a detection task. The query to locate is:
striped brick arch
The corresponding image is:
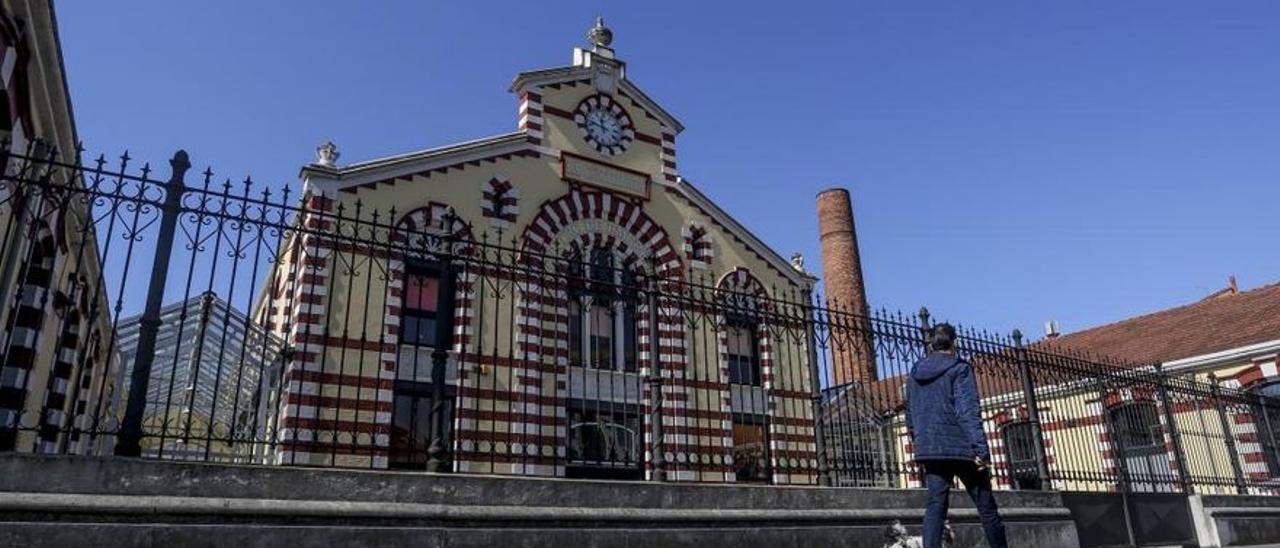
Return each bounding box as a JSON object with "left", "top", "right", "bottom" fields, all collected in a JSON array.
[
  {"left": 519, "top": 190, "right": 682, "bottom": 277},
  {"left": 393, "top": 202, "right": 474, "bottom": 257},
  {"left": 464, "top": 189, "right": 685, "bottom": 479},
  {"left": 715, "top": 268, "right": 771, "bottom": 482},
  {"left": 0, "top": 10, "right": 31, "bottom": 153},
  {"left": 391, "top": 203, "right": 479, "bottom": 467},
  {"left": 274, "top": 196, "right": 480, "bottom": 468},
  {"left": 717, "top": 268, "right": 818, "bottom": 484},
  {"left": 0, "top": 223, "right": 56, "bottom": 449}
]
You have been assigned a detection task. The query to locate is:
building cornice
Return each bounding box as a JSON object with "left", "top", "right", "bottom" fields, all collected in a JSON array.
[
  {"left": 1163, "top": 339, "right": 1280, "bottom": 374},
  {"left": 300, "top": 133, "right": 535, "bottom": 195},
  {"left": 670, "top": 177, "right": 816, "bottom": 287}
]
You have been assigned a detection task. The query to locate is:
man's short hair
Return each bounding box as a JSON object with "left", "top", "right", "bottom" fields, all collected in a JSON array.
[{"left": 929, "top": 323, "right": 957, "bottom": 352}]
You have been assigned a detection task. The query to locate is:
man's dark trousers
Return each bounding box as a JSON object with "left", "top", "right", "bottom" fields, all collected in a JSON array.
[{"left": 921, "top": 460, "right": 1009, "bottom": 548}]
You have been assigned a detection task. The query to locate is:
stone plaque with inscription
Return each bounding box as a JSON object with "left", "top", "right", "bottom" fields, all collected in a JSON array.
[{"left": 561, "top": 153, "right": 650, "bottom": 199}]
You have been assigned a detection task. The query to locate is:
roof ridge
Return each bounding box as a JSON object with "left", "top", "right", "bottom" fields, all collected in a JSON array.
[{"left": 1054, "top": 280, "right": 1280, "bottom": 341}]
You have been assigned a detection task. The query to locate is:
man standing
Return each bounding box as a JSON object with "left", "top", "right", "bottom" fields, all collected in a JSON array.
[{"left": 906, "top": 323, "right": 1008, "bottom": 548}]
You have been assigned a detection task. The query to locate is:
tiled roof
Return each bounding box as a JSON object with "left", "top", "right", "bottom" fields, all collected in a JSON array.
[{"left": 1035, "top": 282, "right": 1280, "bottom": 366}]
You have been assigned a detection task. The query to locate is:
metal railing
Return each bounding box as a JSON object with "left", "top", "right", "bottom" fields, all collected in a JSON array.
[{"left": 0, "top": 143, "right": 1276, "bottom": 494}]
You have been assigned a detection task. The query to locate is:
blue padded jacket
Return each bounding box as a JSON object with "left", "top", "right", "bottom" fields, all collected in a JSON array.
[{"left": 905, "top": 352, "right": 990, "bottom": 462}]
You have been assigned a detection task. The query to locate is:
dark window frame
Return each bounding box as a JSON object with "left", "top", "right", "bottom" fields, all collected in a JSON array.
[
  {"left": 725, "top": 316, "right": 762, "bottom": 387},
  {"left": 400, "top": 260, "right": 455, "bottom": 349},
  {"left": 565, "top": 401, "right": 643, "bottom": 480},
  {"left": 566, "top": 247, "right": 639, "bottom": 372},
  {"left": 1251, "top": 383, "right": 1280, "bottom": 477},
  {"left": 389, "top": 379, "right": 456, "bottom": 471},
  {"left": 1107, "top": 401, "right": 1172, "bottom": 492},
  {"left": 732, "top": 412, "right": 771, "bottom": 483},
  {"left": 1000, "top": 420, "right": 1042, "bottom": 490}
]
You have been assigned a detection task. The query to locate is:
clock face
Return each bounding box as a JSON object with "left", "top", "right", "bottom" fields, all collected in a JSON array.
[{"left": 574, "top": 94, "right": 634, "bottom": 156}]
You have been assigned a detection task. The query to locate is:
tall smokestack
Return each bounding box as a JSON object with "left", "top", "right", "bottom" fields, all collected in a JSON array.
[{"left": 816, "top": 188, "right": 875, "bottom": 385}]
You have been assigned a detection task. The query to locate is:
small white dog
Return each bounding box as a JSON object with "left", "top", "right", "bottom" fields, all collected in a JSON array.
[{"left": 883, "top": 520, "right": 954, "bottom": 548}]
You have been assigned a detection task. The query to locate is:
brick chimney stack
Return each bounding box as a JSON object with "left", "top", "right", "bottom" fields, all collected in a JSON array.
[{"left": 816, "top": 188, "right": 875, "bottom": 385}]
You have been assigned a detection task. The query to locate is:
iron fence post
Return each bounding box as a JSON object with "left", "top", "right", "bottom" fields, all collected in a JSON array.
[
  {"left": 805, "top": 292, "right": 830, "bottom": 486},
  {"left": 1153, "top": 363, "right": 1191, "bottom": 493},
  {"left": 426, "top": 249, "right": 455, "bottom": 473},
  {"left": 910, "top": 307, "right": 930, "bottom": 488},
  {"left": 647, "top": 277, "right": 665, "bottom": 482},
  {"left": 1157, "top": 361, "right": 1192, "bottom": 494},
  {"left": 1209, "top": 372, "right": 1247, "bottom": 494},
  {"left": 917, "top": 307, "right": 931, "bottom": 350},
  {"left": 1100, "top": 387, "right": 1138, "bottom": 545},
  {"left": 115, "top": 150, "right": 190, "bottom": 457},
  {"left": 1012, "top": 329, "right": 1051, "bottom": 490}
]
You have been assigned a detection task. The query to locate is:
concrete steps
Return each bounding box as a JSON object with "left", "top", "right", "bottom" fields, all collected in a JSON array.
[{"left": 0, "top": 454, "right": 1080, "bottom": 547}]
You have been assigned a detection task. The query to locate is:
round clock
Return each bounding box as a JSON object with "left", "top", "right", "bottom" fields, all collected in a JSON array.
[{"left": 573, "top": 94, "right": 634, "bottom": 157}]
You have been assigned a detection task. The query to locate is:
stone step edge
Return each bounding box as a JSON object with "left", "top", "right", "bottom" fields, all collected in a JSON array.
[{"left": 0, "top": 491, "right": 1071, "bottom": 524}]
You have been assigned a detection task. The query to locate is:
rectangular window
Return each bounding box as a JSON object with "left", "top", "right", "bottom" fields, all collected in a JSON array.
[
  {"left": 1001, "top": 421, "right": 1042, "bottom": 490},
  {"left": 726, "top": 322, "right": 761, "bottom": 386},
  {"left": 568, "top": 247, "right": 638, "bottom": 372},
  {"left": 566, "top": 405, "right": 642, "bottom": 480},
  {"left": 1109, "top": 403, "right": 1172, "bottom": 493},
  {"left": 401, "top": 263, "right": 452, "bottom": 348},
  {"left": 389, "top": 383, "right": 455, "bottom": 470},
  {"left": 733, "top": 415, "right": 769, "bottom": 483}
]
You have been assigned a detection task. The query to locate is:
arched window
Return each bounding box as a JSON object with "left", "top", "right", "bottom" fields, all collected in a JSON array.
[
  {"left": 567, "top": 247, "right": 638, "bottom": 372},
  {"left": 1107, "top": 401, "right": 1171, "bottom": 492}
]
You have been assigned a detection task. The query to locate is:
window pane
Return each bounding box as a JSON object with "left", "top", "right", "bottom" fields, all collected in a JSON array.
[
  {"left": 568, "top": 408, "right": 639, "bottom": 466},
  {"left": 390, "top": 394, "right": 427, "bottom": 468},
  {"left": 569, "top": 299, "right": 583, "bottom": 366},
  {"left": 405, "top": 275, "right": 439, "bottom": 312},
  {"left": 733, "top": 420, "right": 769, "bottom": 483},
  {"left": 401, "top": 315, "right": 437, "bottom": 347},
  {"left": 1111, "top": 404, "right": 1161, "bottom": 451},
  {"left": 389, "top": 392, "right": 454, "bottom": 470},
  {"left": 621, "top": 303, "right": 637, "bottom": 372},
  {"left": 726, "top": 324, "right": 760, "bottom": 386},
  {"left": 589, "top": 248, "right": 613, "bottom": 282},
  {"left": 590, "top": 304, "right": 613, "bottom": 368}
]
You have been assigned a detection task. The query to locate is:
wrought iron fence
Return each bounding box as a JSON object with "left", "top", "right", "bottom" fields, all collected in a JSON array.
[{"left": 0, "top": 143, "right": 1277, "bottom": 495}]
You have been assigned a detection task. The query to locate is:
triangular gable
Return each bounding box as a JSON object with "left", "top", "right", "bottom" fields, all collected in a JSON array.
[{"left": 511, "top": 65, "right": 684, "bottom": 135}]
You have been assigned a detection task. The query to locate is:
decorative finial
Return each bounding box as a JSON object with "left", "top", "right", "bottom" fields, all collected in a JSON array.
[
  {"left": 316, "top": 140, "right": 339, "bottom": 167},
  {"left": 790, "top": 252, "right": 805, "bottom": 273},
  {"left": 587, "top": 17, "right": 613, "bottom": 49}
]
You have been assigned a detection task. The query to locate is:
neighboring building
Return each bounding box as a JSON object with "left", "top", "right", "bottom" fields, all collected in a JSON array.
[
  {"left": 0, "top": 0, "right": 121, "bottom": 455},
  {"left": 117, "top": 292, "right": 284, "bottom": 462},
  {"left": 255, "top": 20, "right": 820, "bottom": 483},
  {"left": 876, "top": 279, "right": 1280, "bottom": 493},
  {"left": 1019, "top": 280, "right": 1280, "bottom": 491}
]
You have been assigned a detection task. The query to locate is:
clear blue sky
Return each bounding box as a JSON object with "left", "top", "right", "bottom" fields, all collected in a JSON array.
[{"left": 56, "top": 1, "right": 1280, "bottom": 339}]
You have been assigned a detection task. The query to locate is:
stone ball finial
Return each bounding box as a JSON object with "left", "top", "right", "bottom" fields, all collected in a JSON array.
[
  {"left": 316, "top": 140, "right": 339, "bottom": 167},
  {"left": 587, "top": 17, "right": 613, "bottom": 48}
]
